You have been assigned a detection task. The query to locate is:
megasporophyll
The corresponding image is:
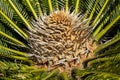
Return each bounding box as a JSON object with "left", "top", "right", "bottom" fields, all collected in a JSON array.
[{"left": 28, "top": 10, "right": 97, "bottom": 72}]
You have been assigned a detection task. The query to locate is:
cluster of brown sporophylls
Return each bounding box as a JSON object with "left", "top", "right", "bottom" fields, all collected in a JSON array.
[{"left": 28, "top": 10, "right": 97, "bottom": 73}]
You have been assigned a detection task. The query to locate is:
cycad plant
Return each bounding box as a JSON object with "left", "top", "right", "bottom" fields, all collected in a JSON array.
[{"left": 0, "top": 0, "right": 120, "bottom": 79}]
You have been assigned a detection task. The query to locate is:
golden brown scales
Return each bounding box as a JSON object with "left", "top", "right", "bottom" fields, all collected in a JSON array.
[{"left": 29, "top": 10, "right": 97, "bottom": 73}]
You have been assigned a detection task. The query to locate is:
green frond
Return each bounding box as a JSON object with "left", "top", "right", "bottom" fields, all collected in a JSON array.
[
  {"left": 0, "top": 53, "right": 32, "bottom": 64},
  {"left": 42, "top": 69, "right": 59, "bottom": 80},
  {"left": 34, "top": 0, "right": 43, "bottom": 16},
  {"left": 0, "top": 62, "right": 39, "bottom": 79},
  {"left": 8, "top": 0, "right": 33, "bottom": 30},
  {"left": 94, "top": 32, "right": 120, "bottom": 54},
  {"left": 87, "top": 0, "right": 99, "bottom": 25},
  {"left": 75, "top": 0, "right": 80, "bottom": 14},
  {"left": 11, "top": 0, "right": 30, "bottom": 24},
  {"left": 89, "top": 54, "right": 120, "bottom": 66},
  {"left": 0, "top": 0, "right": 13, "bottom": 19},
  {"left": 95, "top": 15, "right": 120, "bottom": 41},
  {"left": 58, "top": 71, "right": 69, "bottom": 80},
  {"left": 25, "top": 0, "right": 38, "bottom": 19},
  {"left": 48, "top": 0, "right": 53, "bottom": 12},
  {"left": 93, "top": 0, "right": 120, "bottom": 38},
  {"left": 65, "top": 0, "right": 68, "bottom": 12},
  {"left": 0, "top": 61, "right": 8, "bottom": 72},
  {"left": 92, "top": 0, "right": 109, "bottom": 26},
  {"left": 0, "top": 23, "right": 22, "bottom": 47},
  {"left": 12, "top": 55, "right": 32, "bottom": 63},
  {"left": 87, "top": 54, "right": 120, "bottom": 75},
  {"left": 0, "top": 31, "right": 26, "bottom": 47},
  {"left": 72, "top": 68, "right": 120, "bottom": 79},
  {"left": 29, "top": 68, "right": 46, "bottom": 73},
  {"left": 93, "top": 14, "right": 110, "bottom": 37},
  {"left": 98, "top": 42, "right": 120, "bottom": 57},
  {"left": 55, "top": 0, "right": 59, "bottom": 10},
  {"left": 0, "top": 9, "right": 28, "bottom": 39},
  {"left": 0, "top": 45, "right": 27, "bottom": 57},
  {"left": 83, "top": 41, "right": 120, "bottom": 69},
  {"left": 0, "top": 44, "right": 32, "bottom": 63}
]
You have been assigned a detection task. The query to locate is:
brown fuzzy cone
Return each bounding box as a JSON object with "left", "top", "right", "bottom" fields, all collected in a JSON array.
[{"left": 29, "top": 10, "right": 97, "bottom": 72}]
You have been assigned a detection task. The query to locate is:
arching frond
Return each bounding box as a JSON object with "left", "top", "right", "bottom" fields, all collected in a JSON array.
[
  {"left": 72, "top": 68, "right": 120, "bottom": 79},
  {"left": 92, "top": 0, "right": 109, "bottom": 26},
  {"left": 93, "top": 0, "right": 120, "bottom": 39},
  {"left": 95, "top": 32, "right": 120, "bottom": 54},
  {"left": 95, "top": 15, "right": 120, "bottom": 41},
  {"left": 8, "top": 0, "right": 33, "bottom": 30},
  {"left": 34, "top": 0, "right": 43, "bottom": 16},
  {"left": 25, "top": 0, "right": 38, "bottom": 19},
  {"left": 75, "top": 0, "right": 80, "bottom": 14},
  {"left": 48, "top": 0, "right": 53, "bottom": 12},
  {"left": 0, "top": 10, "right": 28, "bottom": 39},
  {"left": 0, "top": 31, "right": 26, "bottom": 46}
]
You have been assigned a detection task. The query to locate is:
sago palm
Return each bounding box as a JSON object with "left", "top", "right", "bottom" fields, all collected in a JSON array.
[{"left": 0, "top": 0, "right": 120, "bottom": 79}]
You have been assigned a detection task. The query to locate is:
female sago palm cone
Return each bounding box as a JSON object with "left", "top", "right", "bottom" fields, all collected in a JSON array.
[{"left": 28, "top": 10, "right": 97, "bottom": 72}]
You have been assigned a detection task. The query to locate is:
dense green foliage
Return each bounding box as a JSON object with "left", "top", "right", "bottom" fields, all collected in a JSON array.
[{"left": 0, "top": 0, "right": 120, "bottom": 79}]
